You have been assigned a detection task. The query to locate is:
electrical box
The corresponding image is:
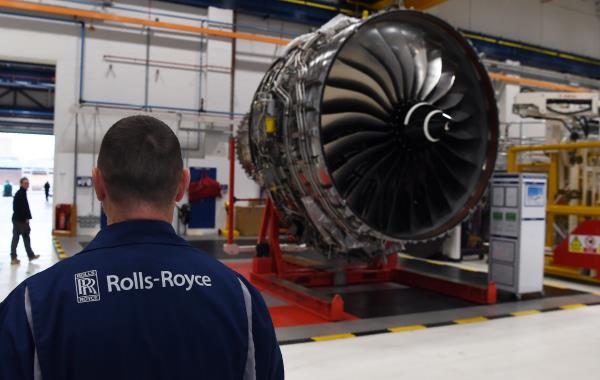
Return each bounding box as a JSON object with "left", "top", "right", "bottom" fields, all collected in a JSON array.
[{"left": 489, "top": 173, "right": 547, "bottom": 297}]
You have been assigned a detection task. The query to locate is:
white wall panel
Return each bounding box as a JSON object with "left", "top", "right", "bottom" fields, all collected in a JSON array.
[
  {"left": 148, "top": 31, "right": 203, "bottom": 109},
  {"left": 470, "top": 0, "right": 542, "bottom": 45},
  {"left": 82, "top": 27, "right": 147, "bottom": 106},
  {"left": 541, "top": 3, "right": 600, "bottom": 58},
  {"left": 427, "top": 0, "right": 472, "bottom": 29},
  {"left": 429, "top": 0, "right": 600, "bottom": 59}
]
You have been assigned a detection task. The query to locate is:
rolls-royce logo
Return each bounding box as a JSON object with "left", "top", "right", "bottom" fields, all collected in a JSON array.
[{"left": 75, "top": 270, "right": 101, "bottom": 303}]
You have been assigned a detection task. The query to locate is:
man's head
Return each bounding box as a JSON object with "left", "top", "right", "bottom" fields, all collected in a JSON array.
[
  {"left": 20, "top": 177, "right": 29, "bottom": 190},
  {"left": 93, "top": 115, "right": 190, "bottom": 223}
]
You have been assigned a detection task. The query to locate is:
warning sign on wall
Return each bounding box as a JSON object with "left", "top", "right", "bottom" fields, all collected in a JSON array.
[{"left": 569, "top": 235, "right": 600, "bottom": 254}]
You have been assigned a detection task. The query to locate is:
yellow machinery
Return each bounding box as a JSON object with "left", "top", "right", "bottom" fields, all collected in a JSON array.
[
  {"left": 507, "top": 141, "right": 600, "bottom": 247},
  {"left": 508, "top": 92, "right": 600, "bottom": 280}
]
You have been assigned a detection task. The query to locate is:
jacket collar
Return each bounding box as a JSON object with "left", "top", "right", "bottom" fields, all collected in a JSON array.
[{"left": 82, "top": 220, "right": 190, "bottom": 252}]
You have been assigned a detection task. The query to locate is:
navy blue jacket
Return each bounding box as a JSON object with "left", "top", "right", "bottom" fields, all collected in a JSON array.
[{"left": 0, "top": 220, "right": 283, "bottom": 380}]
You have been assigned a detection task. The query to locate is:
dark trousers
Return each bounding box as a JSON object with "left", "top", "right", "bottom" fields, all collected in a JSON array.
[
  {"left": 11, "top": 221, "right": 35, "bottom": 259},
  {"left": 45, "top": 189, "right": 49, "bottom": 201}
]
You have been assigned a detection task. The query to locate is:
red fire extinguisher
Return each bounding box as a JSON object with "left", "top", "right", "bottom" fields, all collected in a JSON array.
[{"left": 57, "top": 206, "right": 66, "bottom": 230}]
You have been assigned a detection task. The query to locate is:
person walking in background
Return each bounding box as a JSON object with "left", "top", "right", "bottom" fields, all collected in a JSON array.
[
  {"left": 3, "top": 180, "right": 12, "bottom": 197},
  {"left": 10, "top": 177, "right": 40, "bottom": 265},
  {"left": 44, "top": 181, "right": 50, "bottom": 201}
]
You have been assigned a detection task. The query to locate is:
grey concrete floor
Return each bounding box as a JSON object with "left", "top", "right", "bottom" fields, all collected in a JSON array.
[{"left": 2, "top": 195, "right": 600, "bottom": 378}]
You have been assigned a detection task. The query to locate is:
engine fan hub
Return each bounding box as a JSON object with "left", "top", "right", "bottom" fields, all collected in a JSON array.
[{"left": 393, "top": 102, "right": 452, "bottom": 146}]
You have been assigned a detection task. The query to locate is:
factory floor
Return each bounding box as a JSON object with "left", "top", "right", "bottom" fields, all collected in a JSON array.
[
  {"left": 283, "top": 304, "right": 600, "bottom": 380},
  {"left": 2, "top": 194, "right": 600, "bottom": 378}
]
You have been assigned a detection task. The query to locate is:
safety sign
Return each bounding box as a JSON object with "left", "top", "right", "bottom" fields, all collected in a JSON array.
[{"left": 569, "top": 234, "right": 600, "bottom": 254}]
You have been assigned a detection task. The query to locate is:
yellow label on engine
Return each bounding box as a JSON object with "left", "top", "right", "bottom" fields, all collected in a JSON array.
[{"left": 265, "top": 117, "right": 276, "bottom": 134}]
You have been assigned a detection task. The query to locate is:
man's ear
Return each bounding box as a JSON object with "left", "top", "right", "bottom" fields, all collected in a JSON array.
[
  {"left": 92, "top": 168, "right": 107, "bottom": 202},
  {"left": 175, "top": 168, "right": 190, "bottom": 203}
]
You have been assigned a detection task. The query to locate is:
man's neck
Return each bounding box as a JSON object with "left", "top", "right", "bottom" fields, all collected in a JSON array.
[{"left": 106, "top": 202, "right": 173, "bottom": 226}]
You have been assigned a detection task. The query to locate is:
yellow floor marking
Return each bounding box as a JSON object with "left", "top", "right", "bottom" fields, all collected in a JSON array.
[
  {"left": 311, "top": 333, "right": 355, "bottom": 342},
  {"left": 388, "top": 325, "right": 427, "bottom": 333},
  {"left": 454, "top": 316, "right": 488, "bottom": 324},
  {"left": 545, "top": 265, "right": 600, "bottom": 284},
  {"left": 560, "top": 304, "right": 587, "bottom": 310},
  {"left": 511, "top": 310, "right": 541, "bottom": 317},
  {"left": 460, "top": 267, "right": 482, "bottom": 272},
  {"left": 543, "top": 282, "right": 568, "bottom": 289}
]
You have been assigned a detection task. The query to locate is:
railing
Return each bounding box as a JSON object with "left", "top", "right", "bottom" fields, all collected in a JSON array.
[{"left": 506, "top": 141, "right": 600, "bottom": 246}]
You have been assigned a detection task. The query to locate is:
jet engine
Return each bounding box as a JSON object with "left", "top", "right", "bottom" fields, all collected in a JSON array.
[{"left": 237, "top": 10, "right": 498, "bottom": 260}]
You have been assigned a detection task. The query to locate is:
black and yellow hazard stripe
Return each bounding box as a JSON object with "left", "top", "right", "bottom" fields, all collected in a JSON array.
[
  {"left": 52, "top": 237, "right": 67, "bottom": 260},
  {"left": 278, "top": 301, "right": 600, "bottom": 346}
]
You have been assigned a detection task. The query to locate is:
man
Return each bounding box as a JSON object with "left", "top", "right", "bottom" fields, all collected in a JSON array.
[
  {"left": 10, "top": 177, "right": 39, "bottom": 265},
  {"left": 0, "top": 116, "right": 283, "bottom": 379},
  {"left": 43, "top": 181, "right": 50, "bottom": 202}
]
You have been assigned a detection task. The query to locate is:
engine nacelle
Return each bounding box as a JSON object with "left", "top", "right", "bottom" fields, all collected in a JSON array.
[{"left": 237, "top": 11, "right": 498, "bottom": 259}]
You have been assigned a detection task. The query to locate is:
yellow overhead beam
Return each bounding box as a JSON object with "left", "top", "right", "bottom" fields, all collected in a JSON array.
[
  {"left": 404, "top": 0, "right": 448, "bottom": 10},
  {"left": 507, "top": 141, "right": 600, "bottom": 173},
  {"left": 279, "top": 0, "right": 354, "bottom": 15},
  {"left": 347, "top": 0, "right": 396, "bottom": 10},
  {"left": 508, "top": 141, "right": 600, "bottom": 153},
  {"left": 488, "top": 72, "right": 589, "bottom": 93},
  {"left": 547, "top": 205, "right": 600, "bottom": 218}
]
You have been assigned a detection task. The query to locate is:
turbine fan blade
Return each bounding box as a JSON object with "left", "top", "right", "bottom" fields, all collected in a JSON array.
[
  {"left": 323, "top": 86, "right": 391, "bottom": 117},
  {"left": 328, "top": 61, "right": 394, "bottom": 111},
  {"left": 449, "top": 109, "right": 472, "bottom": 123},
  {"left": 359, "top": 26, "right": 405, "bottom": 101},
  {"left": 435, "top": 92, "right": 464, "bottom": 110},
  {"left": 347, "top": 149, "right": 398, "bottom": 219},
  {"left": 426, "top": 72, "right": 455, "bottom": 104},
  {"left": 322, "top": 95, "right": 390, "bottom": 122},
  {"left": 325, "top": 131, "right": 390, "bottom": 165},
  {"left": 338, "top": 42, "right": 398, "bottom": 104},
  {"left": 411, "top": 37, "right": 429, "bottom": 98},
  {"left": 378, "top": 23, "right": 416, "bottom": 99},
  {"left": 322, "top": 112, "right": 391, "bottom": 144},
  {"left": 332, "top": 142, "right": 394, "bottom": 192},
  {"left": 447, "top": 126, "right": 478, "bottom": 141},
  {"left": 419, "top": 50, "right": 442, "bottom": 100}
]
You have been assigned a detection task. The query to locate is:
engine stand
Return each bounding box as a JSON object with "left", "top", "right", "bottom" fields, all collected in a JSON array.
[{"left": 251, "top": 199, "right": 496, "bottom": 321}]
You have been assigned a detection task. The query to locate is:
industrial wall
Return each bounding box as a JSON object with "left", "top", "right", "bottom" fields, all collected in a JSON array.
[
  {"left": 0, "top": 0, "right": 310, "bottom": 235},
  {"left": 428, "top": 0, "right": 600, "bottom": 60},
  {"left": 1, "top": 0, "right": 595, "bottom": 235}
]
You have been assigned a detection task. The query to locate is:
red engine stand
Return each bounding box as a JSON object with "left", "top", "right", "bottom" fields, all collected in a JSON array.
[
  {"left": 250, "top": 198, "right": 496, "bottom": 321},
  {"left": 554, "top": 220, "right": 600, "bottom": 279}
]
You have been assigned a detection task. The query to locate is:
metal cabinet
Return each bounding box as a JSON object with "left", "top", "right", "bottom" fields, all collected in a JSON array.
[{"left": 489, "top": 173, "right": 547, "bottom": 297}]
